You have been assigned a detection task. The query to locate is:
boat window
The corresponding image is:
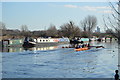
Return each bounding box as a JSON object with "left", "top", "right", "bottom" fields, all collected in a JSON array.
[
  {"left": 46, "top": 40, "right": 48, "bottom": 42},
  {"left": 40, "top": 40, "right": 41, "bottom": 42},
  {"left": 43, "top": 40, "right": 45, "bottom": 42}
]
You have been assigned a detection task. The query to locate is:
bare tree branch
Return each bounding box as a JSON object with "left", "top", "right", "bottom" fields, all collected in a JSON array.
[
  {"left": 80, "top": 15, "right": 97, "bottom": 38},
  {"left": 60, "top": 21, "right": 81, "bottom": 38}
]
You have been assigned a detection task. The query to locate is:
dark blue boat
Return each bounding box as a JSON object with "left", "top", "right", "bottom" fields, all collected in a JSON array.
[{"left": 22, "top": 37, "right": 36, "bottom": 48}]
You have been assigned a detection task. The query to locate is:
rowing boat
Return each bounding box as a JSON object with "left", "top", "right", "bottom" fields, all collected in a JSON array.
[{"left": 74, "top": 47, "right": 89, "bottom": 51}]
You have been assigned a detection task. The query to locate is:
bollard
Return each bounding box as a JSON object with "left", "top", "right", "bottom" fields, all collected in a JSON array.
[{"left": 114, "top": 70, "right": 119, "bottom": 80}]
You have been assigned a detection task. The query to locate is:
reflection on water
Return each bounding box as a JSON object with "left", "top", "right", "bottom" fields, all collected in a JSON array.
[
  {"left": 0, "top": 41, "right": 118, "bottom": 53},
  {"left": 0, "top": 46, "right": 59, "bottom": 53},
  {"left": 23, "top": 46, "right": 58, "bottom": 51}
]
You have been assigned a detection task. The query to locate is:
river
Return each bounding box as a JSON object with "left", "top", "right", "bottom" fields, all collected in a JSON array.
[{"left": 0, "top": 41, "right": 119, "bottom": 78}]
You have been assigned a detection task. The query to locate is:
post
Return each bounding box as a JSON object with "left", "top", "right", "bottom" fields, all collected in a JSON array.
[
  {"left": 105, "top": 37, "right": 107, "bottom": 42},
  {"left": 118, "top": 0, "right": 120, "bottom": 76},
  {"left": 110, "top": 37, "right": 112, "bottom": 42}
]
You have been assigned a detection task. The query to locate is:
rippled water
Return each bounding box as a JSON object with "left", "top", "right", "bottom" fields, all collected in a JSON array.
[{"left": 1, "top": 41, "right": 118, "bottom": 78}]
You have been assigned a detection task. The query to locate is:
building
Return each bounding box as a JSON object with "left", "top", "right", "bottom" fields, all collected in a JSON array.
[{"left": 95, "top": 26, "right": 100, "bottom": 33}]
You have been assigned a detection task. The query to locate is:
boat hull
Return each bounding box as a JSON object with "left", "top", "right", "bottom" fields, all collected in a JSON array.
[
  {"left": 22, "top": 42, "right": 36, "bottom": 48},
  {"left": 75, "top": 47, "right": 89, "bottom": 51}
]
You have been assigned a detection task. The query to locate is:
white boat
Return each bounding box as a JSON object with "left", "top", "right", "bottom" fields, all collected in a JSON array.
[
  {"left": 33, "top": 37, "right": 70, "bottom": 46},
  {"left": 34, "top": 38, "right": 59, "bottom": 43}
]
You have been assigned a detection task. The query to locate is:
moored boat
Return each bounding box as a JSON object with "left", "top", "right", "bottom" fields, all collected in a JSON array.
[
  {"left": 34, "top": 37, "right": 70, "bottom": 46},
  {"left": 22, "top": 37, "right": 36, "bottom": 48}
]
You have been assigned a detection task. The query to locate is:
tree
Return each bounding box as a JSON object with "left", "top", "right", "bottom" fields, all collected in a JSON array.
[
  {"left": 20, "top": 25, "right": 28, "bottom": 32},
  {"left": 32, "top": 30, "right": 46, "bottom": 37},
  {"left": 103, "top": 1, "right": 120, "bottom": 43},
  {"left": 103, "top": 1, "right": 120, "bottom": 69},
  {"left": 46, "top": 24, "right": 58, "bottom": 37},
  {"left": 0, "top": 22, "right": 6, "bottom": 30},
  {"left": 60, "top": 21, "right": 81, "bottom": 39},
  {"left": 20, "top": 25, "right": 30, "bottom": 37},
  {"left": 0, "top": 22, "right": 7, "bottom": 36},
  {"left": 105, "top": 29, "right": 114, "bottom": 34},
  {"left": 80, "top": 15, "right": 97, "bottom": 38}
]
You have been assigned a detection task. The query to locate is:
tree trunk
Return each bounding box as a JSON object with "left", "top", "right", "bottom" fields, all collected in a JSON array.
[{"left": 118, "top": 40, "right": 120, "bottom": 74}]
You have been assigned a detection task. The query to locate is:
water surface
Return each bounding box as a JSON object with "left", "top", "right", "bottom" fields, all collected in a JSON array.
[{"left": 1, "top": 41, "right": 118, "bottom": 78}]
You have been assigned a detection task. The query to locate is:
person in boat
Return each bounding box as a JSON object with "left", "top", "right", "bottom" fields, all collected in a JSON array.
[
  {"left": 76, "top": 44, "right": 82, "bottom": 49},
  {"left": 86, "top": 43, "right": 91, "bottom": 49},
  {"left": 87, "top": 43, "right": 104, "bottom": 49},
  {"left": 75, "top": 42, "right": 85, "bottom": 49}
]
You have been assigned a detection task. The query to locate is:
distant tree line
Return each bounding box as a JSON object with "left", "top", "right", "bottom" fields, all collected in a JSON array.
[{"left": 0, "top": 15, "right": 115, "bottom": 40}]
